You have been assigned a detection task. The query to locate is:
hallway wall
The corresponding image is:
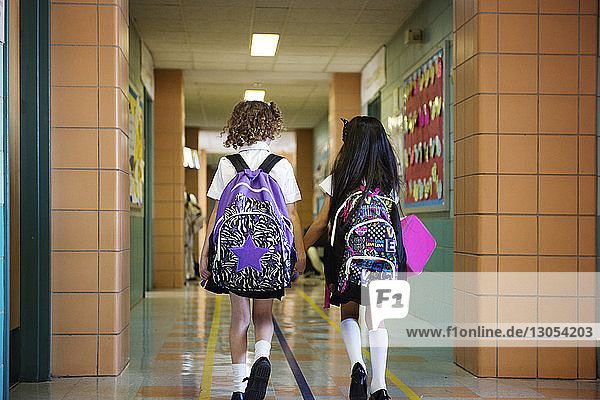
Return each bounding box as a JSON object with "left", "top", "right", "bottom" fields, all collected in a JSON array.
[
  {"left": 153, "top": 69, "right": 185, "bottom": 288},
  {"left": 453, "top": 0, "right": 597, "bottom": 378},
  {"left": 295, "top": 128, "right": 314, "bottom": 229},
  {"left": 50, "top": 0, "right": 131, "bottom": 376},
  {"left": 313, "top": 114, "right": 329, "bottom": 216},
  {"left": 328, "top": 73, "right": 361, "bottom": 167},
  {"left": 0, "top": 0, "right": 9, "bottom": 390},
  {"left": 129, "top": 22, "right": 144, "bottom": 307}
]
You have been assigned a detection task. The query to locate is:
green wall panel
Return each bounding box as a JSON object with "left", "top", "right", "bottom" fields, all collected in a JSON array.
[{"left": 130, "top": 214, "right": 144, "bottom": 307}]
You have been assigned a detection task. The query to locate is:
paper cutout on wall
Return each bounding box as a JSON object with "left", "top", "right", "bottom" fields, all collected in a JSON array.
[{"left": 129, "top": 87, "right": 144, "bottom": 206}]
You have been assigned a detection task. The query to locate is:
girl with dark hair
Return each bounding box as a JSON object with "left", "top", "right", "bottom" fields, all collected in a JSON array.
[{"left": 303, "top": 116, "right": 404, "bottom": 400}]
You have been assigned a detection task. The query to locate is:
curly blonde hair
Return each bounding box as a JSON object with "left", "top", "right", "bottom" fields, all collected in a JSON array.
[{"left": 222, "top": 101, "right": 284, "bottom": 149}]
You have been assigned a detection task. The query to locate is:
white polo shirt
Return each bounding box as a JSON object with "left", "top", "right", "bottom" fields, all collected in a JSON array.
[{"left": 207, "top": 141, "right": 302, "bottom": 204}]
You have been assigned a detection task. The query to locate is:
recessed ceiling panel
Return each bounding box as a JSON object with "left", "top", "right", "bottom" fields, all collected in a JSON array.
[{"left": 131, "top": 0, "right": 423, "bottom": 128}]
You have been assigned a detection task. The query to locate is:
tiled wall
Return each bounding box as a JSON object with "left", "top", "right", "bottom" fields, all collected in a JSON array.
[
  {"left": 295, "top": 128, "right": 314, "bottom": 229},
  {"left": 328, "top": 73, "right": 361, "bottom": 167},
  {"left": 453, "top": 0, "right": 597, "bottom": 378},
  {"left": 50, "top": 0, "right": 130, "bottom": 376},
  {"left": 153, "top": 69, "right": 185, "bottom": 288}
]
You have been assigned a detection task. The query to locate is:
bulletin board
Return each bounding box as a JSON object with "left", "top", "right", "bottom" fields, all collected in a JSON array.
[
  {"left": 129, "top": 87, "right": 145, "bottom": 206},
  {"left": 401, "top": 45, "right": 450, "bottom": 212}
]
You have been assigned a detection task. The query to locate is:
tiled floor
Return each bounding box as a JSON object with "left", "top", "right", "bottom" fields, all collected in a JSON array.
[{"left": 10, "top": 278, "right": 600, "bottom": 399}]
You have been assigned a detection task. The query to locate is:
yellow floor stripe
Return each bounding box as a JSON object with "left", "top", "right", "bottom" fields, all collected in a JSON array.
[
  {"left": 198, "top": 294, "right": 222, "bottom": 400},
  {"left": 295, "top": 286, "right": 421, "bottom": 400}
]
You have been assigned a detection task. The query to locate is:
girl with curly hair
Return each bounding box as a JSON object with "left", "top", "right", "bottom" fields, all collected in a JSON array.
[{"left": 200, "top": 100, "right": 306, "bottom": 400}]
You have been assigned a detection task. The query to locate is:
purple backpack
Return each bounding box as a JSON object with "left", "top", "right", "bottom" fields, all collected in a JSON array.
[{"left": 209, "top": 154, "right": 295, "bottom": 295}]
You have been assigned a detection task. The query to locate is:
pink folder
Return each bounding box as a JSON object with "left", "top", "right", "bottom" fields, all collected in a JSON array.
[{"left": 401, "top": 214, "right": 436, "bottom": 277}]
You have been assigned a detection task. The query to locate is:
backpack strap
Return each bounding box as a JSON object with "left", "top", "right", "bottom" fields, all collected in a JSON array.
[
  {"left": 257, "top": 154, "right": 284, "bottom": 174},
  {"left": 226, "top": 154, "right": 250, "bottom": 173}
]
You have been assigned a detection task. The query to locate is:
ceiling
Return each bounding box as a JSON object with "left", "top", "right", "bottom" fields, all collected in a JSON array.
[{"left": 130, "top": 0, "right": 422, "bottom": 129}]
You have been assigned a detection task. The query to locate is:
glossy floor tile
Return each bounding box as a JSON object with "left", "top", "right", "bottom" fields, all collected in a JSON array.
[{"left": 10, "top": 278, "right": 600, "bottom": 399}]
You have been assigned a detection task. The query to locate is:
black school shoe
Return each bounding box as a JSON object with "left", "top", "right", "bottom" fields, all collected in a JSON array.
[
  {"left": 349, "top": 362, "right": 368, "bottom": 400},
  {"left": 231, "top": 392, "right": 244, "bottom": 400},
  {"left": 244, "top": 357, "right": 271, "bottom": 400},
  {"left": 369, "top": 389, "right": 391, "bottom": 400}
]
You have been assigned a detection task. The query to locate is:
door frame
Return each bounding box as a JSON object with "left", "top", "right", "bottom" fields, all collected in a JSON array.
[
  {"left": 143, "top": 90, "right": 153, "bottom": 293},
  {"left": 18, "top": 0, "right": 51, "bottom": 382}
]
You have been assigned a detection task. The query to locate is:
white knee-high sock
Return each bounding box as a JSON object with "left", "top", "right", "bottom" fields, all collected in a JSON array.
[
  {"left": 232, "top": 363, "right": 248, "bottom": 392},
  {"left": 369, "top": 328, "right": 388, "bottom": 392},
  {"left": 340, "top": 318, "right": 366, "bottom": 372},
  {"left": 254, "top": 339, "right": 271, "bottom": 362}
]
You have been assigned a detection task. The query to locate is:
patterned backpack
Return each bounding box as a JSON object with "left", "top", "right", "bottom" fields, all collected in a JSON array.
[
  {"left": 208, "top": 154, "right": 295, "bottom": 295},
  {"left": 328, "top": 187, "right": 407, "bottom": 293}
]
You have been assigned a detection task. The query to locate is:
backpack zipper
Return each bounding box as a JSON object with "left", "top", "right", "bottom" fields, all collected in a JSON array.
[
  {"left": 214, "top": 206, "right": 292, "bottom": 241},
  {"left": 341, "top": 217, "right": 398, "bottom": 290},
  {"left": 216, "top": 212, "right": 287, "bottom": 261},
  {"left": 343, "top": 256, "right": 397, "bottom": 290}
]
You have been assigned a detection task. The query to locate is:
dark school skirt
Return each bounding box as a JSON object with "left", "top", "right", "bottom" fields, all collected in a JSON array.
[
  {"left": 203, "top": 276, "right": 285, "bottom": 300},
  {"left": 328, "top": 281, "right": 369, "bottom": 307}
]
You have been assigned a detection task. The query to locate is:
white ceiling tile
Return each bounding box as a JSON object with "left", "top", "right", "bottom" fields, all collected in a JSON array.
[
  {"left": 286, "top": 8, "right": 356, "bottom": 24},
  {"left": 358, "top": 9, "right": 412, "bottom": 24},
  {"left": 276, "top": 45, "right": 336, "bottom": 56},
  {"left": 279, "top": 35, "right": 345, "bottom": 47},
  {"left": 273, "top": 63, "right": 327, "bottom": 72},
  {"left": 132, "top": 0, "right": 423, "bottom": 129},
  {"left": 293, "top": 0, "right": 365, "bottom": 9},
  {"left": 284, "top": 22, "right": 350, "bottom": 36},
  {"left": 254, "top": 6, "right": 289, "bottom": 20},
  {"left": 131, "top": 0, "right": 178, "bottom": 4},
  {"left": 252, "top": 22, "right": 285, "bottom": 33},
  {"left": 275, "top": 55, "right": 331, "bottom": 64},
  {"left": 255, "top": 0, "right": 291, "bottom": 8},
  {"left": 181, "top": 0, "right": 252, "bottom": 7},
  {"left": 365, "top": 0, "right": 422, "bottom": 10},
  {"left": 325, "top": 63, "right": 363, "bottom": 72}
]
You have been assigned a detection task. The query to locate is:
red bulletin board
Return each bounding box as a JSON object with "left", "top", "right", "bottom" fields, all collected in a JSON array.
[{"left": 402, "top": 49, "right": 445, "bottom": 208}]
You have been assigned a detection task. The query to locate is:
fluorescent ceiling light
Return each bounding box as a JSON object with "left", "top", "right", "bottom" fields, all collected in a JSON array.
[
  {"left": 244, "top": 89, "right": 266, "bottom": 101},
  {"left": 250, "top": 33, "right": 279, "bottom": 56}
]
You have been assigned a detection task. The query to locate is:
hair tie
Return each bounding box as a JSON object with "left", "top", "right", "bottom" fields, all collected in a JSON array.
[{"left": 340, "top": 118, "right": 349, "bottom": 141}]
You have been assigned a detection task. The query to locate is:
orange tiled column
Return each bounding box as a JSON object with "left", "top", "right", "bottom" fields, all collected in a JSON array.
[
  {"left": 453, "top": 0, "right": 597, "bottom": 378},
  {"left": 328, "top": 73, "right": 361, "bottom": 166},
  {"left": 153, "top": 69, "right": 185, "bottom": 288},
  {"left": 295, "top": 128, "right": 314, "bottom": 229},
  {"left": 50, "top": 0, "right": 130, "bottom": 376}
]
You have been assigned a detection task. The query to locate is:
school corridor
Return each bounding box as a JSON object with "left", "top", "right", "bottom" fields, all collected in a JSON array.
[
  {"left": 9, "top": 281, "right": 600, "bottom": 400},
  {"left": 1, "top": 0, "right": 600, "bottom": 398}
]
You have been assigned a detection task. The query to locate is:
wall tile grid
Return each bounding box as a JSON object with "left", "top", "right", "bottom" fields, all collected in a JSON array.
[
  {"left": 50, "top": 0, "right": 130, "bottom": 376},
  {"left": 295, "top": 128, "right": 314, "bottom": 229},
  {"left": 453, "top": 0, "right": 597, "bottom": 378},
  {"left": 153, "top": 69, "right": 185, "bottom": 288}
]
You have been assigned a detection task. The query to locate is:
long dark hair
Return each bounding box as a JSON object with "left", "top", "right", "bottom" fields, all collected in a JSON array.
[{"left": 328, "top": 116, "right": 402, "bottom": 226}]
